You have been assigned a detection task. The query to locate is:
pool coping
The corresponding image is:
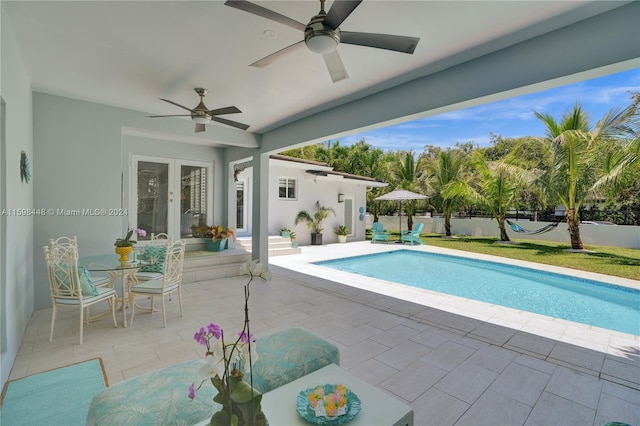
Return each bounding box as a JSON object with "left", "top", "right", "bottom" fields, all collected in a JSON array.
[{"left": 270, "top": 241, "right": 639, "bottom": 361}]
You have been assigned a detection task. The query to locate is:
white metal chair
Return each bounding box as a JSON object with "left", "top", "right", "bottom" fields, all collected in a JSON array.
[
  {"left": 134, "top": 233, "right": 172, "bottom": 282},
  {"left": 43, "top": 244, "right": 118, "bottom": 344},
  {"left": 129, "top": 239, "right": 186, "bottom": 327},
  {"left": 49, "top": 236, "right": 114, "bottom": 287}
]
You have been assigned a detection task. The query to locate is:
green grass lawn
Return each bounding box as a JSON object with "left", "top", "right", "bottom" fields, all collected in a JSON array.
[{"left": 382, "top": 233, "right": 640, "bottom": 280}]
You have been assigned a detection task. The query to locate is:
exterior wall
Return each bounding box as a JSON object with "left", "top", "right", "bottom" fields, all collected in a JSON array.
[
  {"left": 33, "top": 93, "right": 226, "bottom": 310},
  {"left": 1, "top": 5, "right": 35, "bottom": 391},
  {"left": 238, "top": 163, "right": 370, "bottom": 246},
  {"left": 370, "top": 216, "right": 640, "bottom": 249}
]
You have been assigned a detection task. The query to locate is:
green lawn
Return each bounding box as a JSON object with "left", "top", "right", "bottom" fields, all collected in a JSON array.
[{"left": 383, "top": 233, "right": 640, "bottom": 280}]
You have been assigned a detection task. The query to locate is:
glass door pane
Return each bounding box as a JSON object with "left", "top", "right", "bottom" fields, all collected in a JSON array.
[
  {"left": 180, "top": 165, "right": 208, "bottom": 238},
  {"left": 344, "top": 198, "right": 354, "bottom": 236},
  {"left": 137, "top": 161, "right": 169, "bottom": 240},
  {"left": 236, "top": 180, "right": 246, "bottom": 232}
]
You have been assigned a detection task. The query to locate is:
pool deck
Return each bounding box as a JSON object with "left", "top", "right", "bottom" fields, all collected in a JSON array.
[
  {"left": 8, "top": 241, "right": 640, "bottom": 425},
  {"left": 270, "top": 241, "right": 639, "bottom": 359}
]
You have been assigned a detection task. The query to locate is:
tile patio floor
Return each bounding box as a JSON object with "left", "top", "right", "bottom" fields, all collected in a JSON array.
[{"left": 9, "top": 242, "right": 640, "bottom": 425}]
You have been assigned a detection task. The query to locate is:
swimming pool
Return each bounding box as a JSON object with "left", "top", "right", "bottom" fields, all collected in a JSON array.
[{"left": 317, "top": 250, "right": 640, "bottom": 335}]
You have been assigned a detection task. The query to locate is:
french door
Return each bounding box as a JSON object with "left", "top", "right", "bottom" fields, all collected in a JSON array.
[{"left": 131, "top": 155, "right": 213, "bottom": 241}]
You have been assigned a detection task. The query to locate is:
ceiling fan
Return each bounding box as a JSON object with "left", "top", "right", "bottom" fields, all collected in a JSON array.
[
  {"left": 225, "top": 0, "right": 420, "bottom": 83},
  {"left": 148, "top": 88, "right": 250, "bottom": 132}
]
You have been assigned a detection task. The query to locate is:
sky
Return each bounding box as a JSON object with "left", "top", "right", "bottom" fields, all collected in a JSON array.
[{"left": 334, "top": 68, "right": 640, "bottom": 152}]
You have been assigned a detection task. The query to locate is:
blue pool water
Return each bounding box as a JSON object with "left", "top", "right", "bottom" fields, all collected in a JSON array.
[{"left": 317, "top": 250, "right": 640, "bottom": 335}]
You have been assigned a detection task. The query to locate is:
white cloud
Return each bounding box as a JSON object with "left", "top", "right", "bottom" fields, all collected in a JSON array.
[{"left": 339, "top": 68, "right": 639, "bottom": 151}]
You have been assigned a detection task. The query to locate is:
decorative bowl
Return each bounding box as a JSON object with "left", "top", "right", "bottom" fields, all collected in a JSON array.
[{"left": 296, "top": 384, "right": 361, "bottom": 425}]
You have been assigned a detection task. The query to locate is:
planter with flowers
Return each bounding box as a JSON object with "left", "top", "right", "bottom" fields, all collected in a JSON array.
[
  {"left": 114, "top": 228, "right": 146, "bottom": 261},
  {"left": 189, "top": 260, "right": 271, "bottom": 426},
  {"left": 194, "top": 225, "right": 236, "bottom": 252}
]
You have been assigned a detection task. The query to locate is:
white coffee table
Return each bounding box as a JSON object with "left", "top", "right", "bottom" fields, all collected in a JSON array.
[{"left": 261, "top": 363, "right": 414, "bottom": 426}]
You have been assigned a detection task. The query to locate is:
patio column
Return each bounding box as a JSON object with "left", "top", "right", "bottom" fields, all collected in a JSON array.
[{"left": 251, "top": 152, "right": 269, "bottom": 264}]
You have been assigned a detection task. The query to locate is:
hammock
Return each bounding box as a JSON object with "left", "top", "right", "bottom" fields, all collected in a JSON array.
[{"left": 506, "top": 220, "right": 559, "bottom": 235}]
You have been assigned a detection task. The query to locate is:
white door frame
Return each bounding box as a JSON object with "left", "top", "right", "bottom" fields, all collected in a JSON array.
[{"left": 235, "top": 176, "right": 250, "bottom": 234}]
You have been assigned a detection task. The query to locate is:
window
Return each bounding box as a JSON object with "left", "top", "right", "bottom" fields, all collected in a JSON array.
[{"left": 278, "top": 177, "right": 296, "bottom": 199}]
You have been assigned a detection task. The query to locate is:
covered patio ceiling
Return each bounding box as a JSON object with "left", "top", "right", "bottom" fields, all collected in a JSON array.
[{"left": 4, "top": 1, "right": 639, "bottom": 152}]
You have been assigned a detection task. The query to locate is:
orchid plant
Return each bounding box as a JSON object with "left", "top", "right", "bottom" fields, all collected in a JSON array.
[
  {"left": 114, "top": 228, "right": 146, "bottom": 247},
  {"left": 189, "top": 260, "right": 271, "bottom": 426}
]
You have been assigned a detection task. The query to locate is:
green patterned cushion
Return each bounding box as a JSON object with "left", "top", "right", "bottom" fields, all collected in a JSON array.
[
  {"left": 54, "top": 264, "right": 98, "bottom": 297},
  {"left": 139, "top": 246, "right": 165, "bottom": 273}
]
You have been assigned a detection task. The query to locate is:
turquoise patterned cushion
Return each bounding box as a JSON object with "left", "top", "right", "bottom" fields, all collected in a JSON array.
[
  {"left": 139, "top": 246, "right": 165, "bottom": 273},
  {"left": 78, "top": 266, "right": 99, "bottom": 296},
  {"left": 54, "top": 264, "right": 98, "bottom": 296},
  {"left": 86, "top": 328, "right": 339, "bottom": 425},
  {"left": 86, "top": 359, "right": 217, "bottom": 426},
  {"left": 251, "top": 327, "right": 340, "bottom": 393}
]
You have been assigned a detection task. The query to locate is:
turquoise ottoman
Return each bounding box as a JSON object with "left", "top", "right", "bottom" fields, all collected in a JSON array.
[{"left": 86, "top": 328, "right": 339, "bottom": 425}]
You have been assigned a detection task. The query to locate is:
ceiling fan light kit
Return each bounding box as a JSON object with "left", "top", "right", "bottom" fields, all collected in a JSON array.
[
  {"left": 192, "top": 116, "right": 210, "bottom": 124},
  {"left": 225, "top": 0, "right": 420, "bottom": 83},
  {"left": 304, "top": 9, "right": 340, "bottom": 54}
]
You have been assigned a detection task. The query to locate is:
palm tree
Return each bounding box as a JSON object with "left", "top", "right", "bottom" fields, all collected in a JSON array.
[
  {"left": 446, "top": 152, "right": 534, "bottom": 241},
  {"left": 535, "top": 101, "right": 638, "bottom": 249},
  {"left": 423, "top": 150, "right": 469, "bottom": 237}
]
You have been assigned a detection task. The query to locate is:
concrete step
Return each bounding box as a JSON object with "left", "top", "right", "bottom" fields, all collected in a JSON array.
[
  {"left": 182, "top": 248, "right": 251, "bottom": 283},
  {"left": 236, "top": 236, "right": 302, "bottom": 257}
]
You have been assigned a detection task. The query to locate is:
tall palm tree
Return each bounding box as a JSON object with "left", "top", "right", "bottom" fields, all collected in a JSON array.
[
  {"left": 392, "top": 152, "right": 423, "bottom": 230},
  {"left": 535, "top": 101, "right": 638, "bottom": 249},
  {"left": 423, "top": 150, "right": 469, "bottom": 237}
]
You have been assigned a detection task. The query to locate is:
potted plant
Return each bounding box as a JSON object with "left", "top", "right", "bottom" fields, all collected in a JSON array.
[
  {"left": 335, "top": 225, "right": 349, "bottom": 243},
  {"left": 294, "top": 201, "right": 336, "bottom": 246},
  {"left": 280, "top": 227, "right": 292, "bottom": 238},
  {"left": 290, "top": 231, "right": 298, "bottom": 248},
  {"left": 114, "top": 228, "right": 146, "bottom": 261},
  {"left": 199, "top": 225, "right": 236, "bottom": 252}
]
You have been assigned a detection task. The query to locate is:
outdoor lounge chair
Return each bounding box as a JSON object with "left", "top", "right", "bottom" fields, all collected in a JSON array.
[
  {"left": 371, "top": 222, "right": 390, "bottom": 243},
  {"left": 401, "top": 222, "right": 424, "bottom": 245}
]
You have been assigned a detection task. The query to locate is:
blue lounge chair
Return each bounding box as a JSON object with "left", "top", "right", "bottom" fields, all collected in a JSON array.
[
  {"left": 401, "top": 222, "right": 424, "bottom": 245},
  {"left": 371, "top": 222, "right": 390, "bottom": 243}
]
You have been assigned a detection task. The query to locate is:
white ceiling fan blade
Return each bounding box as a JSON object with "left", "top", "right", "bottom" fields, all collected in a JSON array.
[
  {"left": 322, "top": 50, "right": 349, "bottom": 83},
  {"left": 250, "top": 41, "right": 306, "bottom": 68}
]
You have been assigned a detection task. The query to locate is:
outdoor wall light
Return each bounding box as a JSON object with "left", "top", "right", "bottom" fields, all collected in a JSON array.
[{"left": 338, "top": 193, "right": 345, "bottom": 203}]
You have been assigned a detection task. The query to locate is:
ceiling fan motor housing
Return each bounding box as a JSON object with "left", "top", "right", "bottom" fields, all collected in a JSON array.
[
  {"left": 305, "top": 13, "right": 340, "bottom": 54},
  {"left": 192, "top": 89, "right": 211, "bottom": 123}
]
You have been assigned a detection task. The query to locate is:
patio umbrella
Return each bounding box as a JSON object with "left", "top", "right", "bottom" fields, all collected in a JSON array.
[{"left": 375, "top": 189, "right": 427, "bottom": 238}]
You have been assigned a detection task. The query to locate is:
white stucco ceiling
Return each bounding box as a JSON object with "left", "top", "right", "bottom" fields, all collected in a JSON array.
[{"left": 3, "top": 1, "right": 635, "bottom": 143}]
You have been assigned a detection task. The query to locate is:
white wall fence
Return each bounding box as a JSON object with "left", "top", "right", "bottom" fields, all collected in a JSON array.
[{"left": 369, "top": 215, "right": 640, "bottom": 249}]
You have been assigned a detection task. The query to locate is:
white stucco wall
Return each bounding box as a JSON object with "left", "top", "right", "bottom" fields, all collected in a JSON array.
[
  {"left": 32, "top": 93, "right": 227, "bottom": 310},
  {"left": 238, "top": 162, "right": 371, "bottom": 245},
  {"left": 371, "top": 216, "right": 640, "bottom": 249},
  {"left": 1, "top": 5, "right": 35, "bottom": 390}
]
